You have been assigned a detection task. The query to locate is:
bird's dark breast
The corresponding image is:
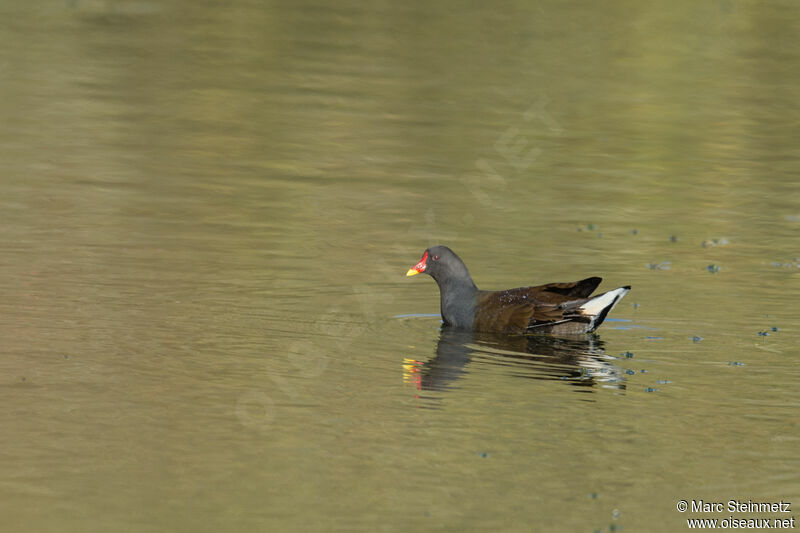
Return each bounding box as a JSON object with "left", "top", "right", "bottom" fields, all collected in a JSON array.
[{"left": 440, "top": 289, "right": 478, "bottom": 330}]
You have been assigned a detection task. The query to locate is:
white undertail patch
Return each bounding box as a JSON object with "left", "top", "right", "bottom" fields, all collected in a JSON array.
[{"left": 579, "top": 286, "right": 630, "bottom": 330}]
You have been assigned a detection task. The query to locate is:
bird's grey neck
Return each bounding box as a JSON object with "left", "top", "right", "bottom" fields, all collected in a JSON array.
[{"left": 435, "top": 276, "right": 478, "bottom": 330}]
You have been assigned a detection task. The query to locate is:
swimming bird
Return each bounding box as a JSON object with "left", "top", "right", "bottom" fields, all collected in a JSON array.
[{"left": 406, "top": 245, "right": 630, "bottom": 334}]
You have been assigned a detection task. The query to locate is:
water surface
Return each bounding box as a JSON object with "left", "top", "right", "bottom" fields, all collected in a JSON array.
[{"left": 1, "top": 1, "right": 799, "bottom": 532}]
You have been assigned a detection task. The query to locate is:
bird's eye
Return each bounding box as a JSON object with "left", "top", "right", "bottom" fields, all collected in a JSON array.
[{"left": 433, "top": 255, "right": 440, "bottom": 261}]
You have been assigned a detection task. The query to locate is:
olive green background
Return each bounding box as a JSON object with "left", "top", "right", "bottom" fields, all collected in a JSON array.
[{"left": 1, "top": 1, "right": 798, "bottom": 532}]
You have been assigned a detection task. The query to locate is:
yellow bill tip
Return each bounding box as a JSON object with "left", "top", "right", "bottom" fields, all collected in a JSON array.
[{"left": 406, "top": 268, "right": 421, "bottom": 277}]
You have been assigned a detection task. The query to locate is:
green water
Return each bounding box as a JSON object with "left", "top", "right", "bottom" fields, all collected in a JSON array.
[{"left": 1, "top": 1, "right": 799, "bottom": 532}]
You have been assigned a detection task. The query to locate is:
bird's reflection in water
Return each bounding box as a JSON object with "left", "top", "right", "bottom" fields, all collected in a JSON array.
[{"left": 404, "top": 329, "right": 625, "bottom": 393}]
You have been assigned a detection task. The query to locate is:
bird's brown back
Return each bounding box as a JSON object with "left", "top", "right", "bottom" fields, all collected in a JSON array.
[{"left": 473, "top": 277, "right": 601, "bottom": 334}]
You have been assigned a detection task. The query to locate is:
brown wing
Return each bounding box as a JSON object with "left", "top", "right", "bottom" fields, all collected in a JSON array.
[
  {"left": 473, "top": 296, "right": 536, "bottom": 334},
  {"left": 528, "top": 277, "right": 602, "bottom": 300},
  {"left": 474, "top": 278, "right": 600, "bottom": 334}
]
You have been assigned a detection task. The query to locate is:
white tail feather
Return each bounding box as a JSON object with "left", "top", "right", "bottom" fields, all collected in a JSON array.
[{"left": 579, "top": 286, "right": 630, "bottom": 330}]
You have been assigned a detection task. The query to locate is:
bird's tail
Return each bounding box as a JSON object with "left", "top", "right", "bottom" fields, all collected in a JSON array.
[{"left": 579, "top": 286, "right": 631, "bottom": 332}]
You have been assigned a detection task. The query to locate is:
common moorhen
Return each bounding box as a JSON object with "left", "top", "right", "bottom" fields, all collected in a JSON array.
[{"left": 406, "top": 245, "right": 630, "bottom": 334}]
